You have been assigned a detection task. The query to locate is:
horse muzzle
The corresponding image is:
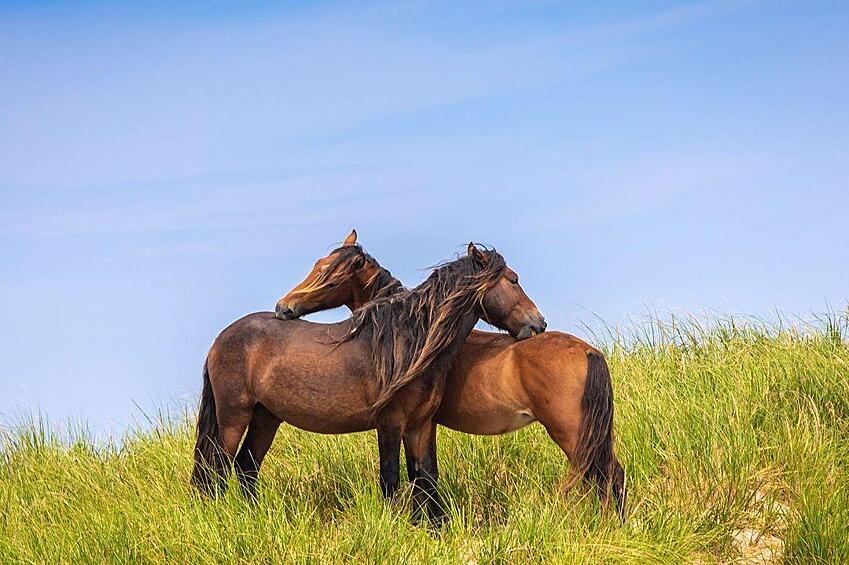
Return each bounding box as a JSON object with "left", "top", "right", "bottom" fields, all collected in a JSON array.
[
  {"left": 275, "top": 302, "right": 299, "bottom": 320},
  {"left": 515, "top": 317, "right": 546, "bottom": 340}
]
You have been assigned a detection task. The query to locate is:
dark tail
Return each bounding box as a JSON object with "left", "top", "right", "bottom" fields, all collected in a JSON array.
[
  {"left": 191, "top": 360, "right": 224, "bottom": 495},
  {"left": 566, "top": 351, "right": 627, "bottom": 521}
]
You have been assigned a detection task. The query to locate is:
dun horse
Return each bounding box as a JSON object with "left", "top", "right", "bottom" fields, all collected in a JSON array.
[
  {"left": 193, "top": 242, "right": 545, "bottom": 523},
  {"left": 276, "top": 230, "right": 626, "bottom": 519}
]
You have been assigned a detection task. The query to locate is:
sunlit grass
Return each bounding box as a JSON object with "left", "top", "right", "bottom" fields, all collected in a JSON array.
[{"left": 1, "top": 312, "right": 847, "bottom": 563}]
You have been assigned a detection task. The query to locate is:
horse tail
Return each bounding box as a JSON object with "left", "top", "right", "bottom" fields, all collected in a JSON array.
[
  {"left": 191, "top": 359, "right": 223, "bottom": 495},
  {"left": 565, "top": 351, "right": 627, "bottom": 521}
]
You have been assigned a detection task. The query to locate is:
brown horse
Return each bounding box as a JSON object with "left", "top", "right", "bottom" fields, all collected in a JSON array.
[
  {"left": 193, "top": 242, "right": 545, "bottom": 524},
  {"left": 276, "top": 230, "right": 626, "bottom": 519}
]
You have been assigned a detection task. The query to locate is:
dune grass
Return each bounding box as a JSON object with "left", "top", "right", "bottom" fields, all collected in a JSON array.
[{"left": 1, "top": 312, "right": 848, "bottom": 564}]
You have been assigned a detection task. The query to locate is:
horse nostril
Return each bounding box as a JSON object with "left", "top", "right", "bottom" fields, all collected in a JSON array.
[
  {"left": 538, "top": 318, "right": 547, "bottom": 332},
  {"left": 275, "top": 303, "right": 295, "bottom": 320}
]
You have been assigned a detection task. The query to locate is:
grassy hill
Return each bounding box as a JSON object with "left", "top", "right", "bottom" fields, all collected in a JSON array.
[{"left": 2, "top": 314, "right": 848, "bottom": 564}]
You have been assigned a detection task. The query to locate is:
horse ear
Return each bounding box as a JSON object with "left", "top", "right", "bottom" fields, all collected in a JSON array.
[
  {"left": 344, "top": 229, "right": 358, "bottom": 246},
  {"left": 352, "top": 253, "right": 366, "bottom": 270},
  {"left": 468, "top": 242, "right": 487, "bottom": 265}
]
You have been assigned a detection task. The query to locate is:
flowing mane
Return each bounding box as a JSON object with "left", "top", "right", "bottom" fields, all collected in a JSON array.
[
  {"left": 342, "top": 250, "right": 507, "bottom": 412},
  {"left": 359, "top": 249, "right": 406, "bottom": 302},
  {"left": 289, "top": 244, "right": 404, "bottom": 303}
]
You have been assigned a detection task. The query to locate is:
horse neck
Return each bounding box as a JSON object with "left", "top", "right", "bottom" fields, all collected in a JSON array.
[
  {"left": 350, "top": 267, "right": 403, "bottom": 310},
  {"left": 421, "top": 309, "right": 481, "bottom": 381},
  {"left": 448, "top": 310, "right": 480, "bottom": 353}
]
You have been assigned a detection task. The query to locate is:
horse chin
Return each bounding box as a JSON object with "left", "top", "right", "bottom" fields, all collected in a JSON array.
[{"left": 514, "top": 325, "right": 537, "bottom": 341}]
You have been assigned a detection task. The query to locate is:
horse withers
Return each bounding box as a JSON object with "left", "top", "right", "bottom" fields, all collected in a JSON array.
[
  {"left": 193, "top": 242, "right": 545, "bottom": 524},
  {"left": 276, "top": 230, "right": 626, "bottom": 520}
]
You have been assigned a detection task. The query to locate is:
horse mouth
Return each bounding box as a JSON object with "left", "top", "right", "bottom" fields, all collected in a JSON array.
[
  {"left": 515, "top": 320, "right": 546, "bottom": 340},
  {"left": 275, "top": 304, "right": 300, "bottom": 320},
  {"left": 515, "top": 325, "right": 536, "bottom": 340}
]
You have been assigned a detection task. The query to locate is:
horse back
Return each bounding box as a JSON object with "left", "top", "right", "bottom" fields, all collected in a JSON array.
[{"left": 449, "top": 330, "right": 600, "bottom": 417}]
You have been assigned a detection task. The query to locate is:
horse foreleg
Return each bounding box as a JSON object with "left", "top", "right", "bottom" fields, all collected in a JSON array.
[
  {"left": 404, "top": 420, "right": 444, "bottom": 527},
  {"left": 234, "top": 403, "right": 282, "bottom": 499},
  {"left": 403, "top": 439, "right": 416, "bottom": 483},
  {"left": 376, "top": 421, "right": 402, "bottom": 500},
  {"left": 402, "top": 434, "right": 437, "bottom": 483}
]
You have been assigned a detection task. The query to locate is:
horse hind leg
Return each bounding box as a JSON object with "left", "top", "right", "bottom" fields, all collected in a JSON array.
[
  {"left": 207, "top": 399, "right": 254, "bottom": 495},
  {"left": 541, "top": 420, "right": 582, "bottom": 491},
  {"left": 538, "top": 352, "right": 623, "bottom": 519},
  {"left": 234, "top": 403, "right": 282, "bottom": 499},
  {"left": 611, "top": 457, "right": 627, "bottom": 521},
  {"left": 192, "top": 362, "right": 231, "bottom": 496},
  {"left": 543, "top": 418, "right": 617, "bottom": 505}
]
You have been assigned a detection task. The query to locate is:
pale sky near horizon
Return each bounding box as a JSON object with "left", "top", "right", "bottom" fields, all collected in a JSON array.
[{"left": 1, "top": 0, "right": 847, "bottom": 435}]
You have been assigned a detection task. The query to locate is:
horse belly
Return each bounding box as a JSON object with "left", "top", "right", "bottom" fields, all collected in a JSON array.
[
  {"left": 256, "top": 376, "right": 375, "bottom": 434},
  {"left": 254, "top": 357, "right": 376, "bottom": 434},
  {"left": 256, "top": 384, "right": 374, "bottom": 433},
  {"left": 283, "top": 409, "right": 373, "bottom": 434},
  {"left": 437, "top": 398, "right": 535, "bottom": 435},
  {"left": 435, "top": 379, "right": 535, "bottom": 435}
]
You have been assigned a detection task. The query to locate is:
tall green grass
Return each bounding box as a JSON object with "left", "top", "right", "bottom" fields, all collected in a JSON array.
[{"left": 2, "top": 313, "right": 847, "bottom": 563}]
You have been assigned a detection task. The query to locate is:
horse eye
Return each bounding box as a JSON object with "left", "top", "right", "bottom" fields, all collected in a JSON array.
[{"left": 326, "top": 281, "right": 339, "bottom": 289}]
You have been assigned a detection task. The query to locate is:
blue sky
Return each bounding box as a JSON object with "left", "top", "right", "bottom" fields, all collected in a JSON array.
[{"left": 1, "top": 0, "right": 847, "bottom": 435}]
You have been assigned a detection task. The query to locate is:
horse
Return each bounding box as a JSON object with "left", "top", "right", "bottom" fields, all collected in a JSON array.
[
  {"left": 193, "top": 242, "right": 546, "bottom": 524},
  {"left": 275, "top": 230, "right": 626, "bottom": 519}
]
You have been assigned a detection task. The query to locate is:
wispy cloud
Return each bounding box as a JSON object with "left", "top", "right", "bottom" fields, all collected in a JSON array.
[
  {"left": 0, "top": 172, "right": 411, "bottom": 238},
  {"left": 536, "top": 150, "right": 762, "bottom": 230},
  {"left": 0, "top": 0, "right": 763, "bottom": 191}
]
